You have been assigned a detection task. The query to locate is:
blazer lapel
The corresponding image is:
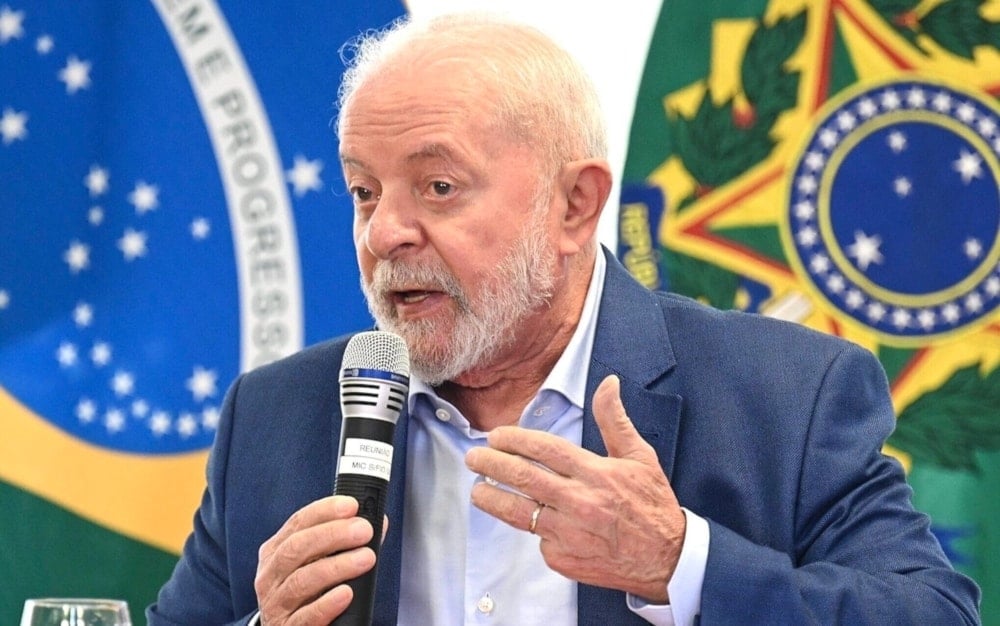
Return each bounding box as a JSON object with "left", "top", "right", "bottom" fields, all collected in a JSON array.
[{"left": 577, "top": 250, "right": 683, "bottom": 625}]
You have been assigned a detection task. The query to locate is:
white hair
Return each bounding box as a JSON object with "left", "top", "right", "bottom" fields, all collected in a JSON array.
[{"left": 336, "top": 12, "right": 608, "bottom": 174}]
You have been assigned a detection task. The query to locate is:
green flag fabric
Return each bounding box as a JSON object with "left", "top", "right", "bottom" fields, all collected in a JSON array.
[{"left": 618, "top": 0, "right": 1000, "bottom": 621}]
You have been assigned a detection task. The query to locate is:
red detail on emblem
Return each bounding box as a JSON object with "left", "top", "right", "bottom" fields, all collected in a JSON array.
[
  {"left": 892, "top": 11, "right": 919, "bottom": 31},
  {"left": 732, "top": 104, "right": 757, "bottom": 129}
]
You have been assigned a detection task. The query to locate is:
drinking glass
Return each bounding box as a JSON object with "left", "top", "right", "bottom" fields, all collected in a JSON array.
[{"left": 20, "top": 598, "right": 131, "bottom": 626}]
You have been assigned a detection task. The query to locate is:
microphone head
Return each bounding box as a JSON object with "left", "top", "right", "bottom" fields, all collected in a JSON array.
[
  {"left": 341, "top": 331, "right": 410, "bottom": 378},
  {"left": 339, "top": 331, "right": 410, "bottom": 423}
]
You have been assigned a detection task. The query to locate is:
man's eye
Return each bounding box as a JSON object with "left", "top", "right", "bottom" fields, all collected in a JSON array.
[
  {"left": 351, "top": 186, "right": 376, "bottom": 202},
  {"left": 431, "top": 181, "right": 452, "bottom": 196}
]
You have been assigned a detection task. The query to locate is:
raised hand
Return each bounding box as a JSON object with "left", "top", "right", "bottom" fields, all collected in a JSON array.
[{"left": 465, "top": 375, "right": 685, "bottom": 602}]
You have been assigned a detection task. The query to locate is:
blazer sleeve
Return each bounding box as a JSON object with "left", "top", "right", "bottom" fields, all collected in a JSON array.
[
  {"left": 145, "top": 373, "right": 258, "bottom": 626},
  {"left": 698, "top": 343, "right": 981, "bottom": 625}
]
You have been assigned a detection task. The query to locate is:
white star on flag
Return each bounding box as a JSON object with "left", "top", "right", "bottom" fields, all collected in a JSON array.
[
  {"left": 978, "top": 116, "right": 997, "bottom": 137},
  {"left": 845, "top": 289, "right": 865, "bottom": 310},
  {"left": 117, "top": 228, "right": 148, "bottom": 261},
  {"left": 88, "top": 206, "right": 104, "bottom": 225},
  {"left": 942, "top": 303, "right": 961, "bottom": 324},
  {"left": 987, "top": 277, "right": 1000, "bottom": 297},
  {"left": 105, "top": 408, "right": 126, "bottom": 433},
  {"left": 149, "top": 411, "right": 172, "bottom": 436},
  {"left": 73, "top": 302, "right": 94, "bottom": 327},
  {"left": 128, "top": 180, "right": 159, "bottom": 213},
  {"left": 91, "top": 341, "right": 112, "bottom": 367},
  {"left": 803, "top": 151, "right": 825, "bottom": 171},
  {"left": 0, "top": 5, "right": 25, "bottom": 44},
  {"left": 835, "top": 111, "right": 857, "bottom": 131},
  {"left": 0, "top": 107, "right": 28, "bottom": 144},
  {"left": 56, "top": 342, "right": 79, "bottom": 367},
  {"left": 110, "top": 370, "right": 136, "bottom": 397},
  {"left": 796, "top": 226, "right": 819, "bottom": 247},
  {"left": 891, "top": 308, "right": 911, "bottom": 329},
  {"left": 202, "top": 407, "right": 221, "bottom": 430},
  {"left": 190, "top": 217, "right": 211, "bottom": 240},
  {"left": 58, "top": 55, "right": 93, "bottom": 94},
  {"left": 286, "top": 155, "right": 324, "bottom": 197},
  {"left": 932, "top": 91, "right": 952, "bottom": 113},
  {"left": 84, "top": 165, "right": 110, "bottom": 196},
  {"left": 0, "top": 289, "right": 10, "bottom": 309},
  {"left": 917, "top": 309, "right": 936, "bottom": 331},
  {"left": 177, "top": 413, "right": 198, "bottom": 438},
  {"left": 880, "top": 89, "right": 901, "bottom": 110},
  {"left": 794, "top": 200, "right": 816, "bottom": 220},
  {"left": 893, "top": 176, "right": 912, "bottom": 197},
  {"left": 63, "top": 240, "right": 91, "bottom": 273},
  {"left": 856, "top": 98, "right": 877, "bottom": 119},
  {"left": 866, "top": 302, "right": 887, "bottom": 322},
  {"left": 905, "top": 87, "right": 926, "bottom": 108},
  {"left": 964, "top": 238, "right": 983, "bottom": 260},
  {"left": 809, "top": 253, "right": 832, "bottom": 274},
  {"left": 796, "top": 175, "right": 818, "bottom": 195},
  {"left": 887, "top": 130, "right": 907, "bottom": 153},
  {"left": 76, "top": 399, "right": 97, "bottom": 424},
  {"left": 955, "top": 102, "right": 976, "bottom": 124},
  {"left": 953, "top": 149, "right": 983, "bottom": 184},
  {"left": 35, "top": 34, "right": 53, "bottom": 54},
  {"left": 186, "top": 366, "right": 218, "bottom": 402},
  {"left": 818, "top": 128, "right": 838, "bottom": 149},
  {"left": 965, "top": 293, "right": 984, "bottom": 313},
  {"left": 847, "top": 230, "right": 884, "bottom": 271}
]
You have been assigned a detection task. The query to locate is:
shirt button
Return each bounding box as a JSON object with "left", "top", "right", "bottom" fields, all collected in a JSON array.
[
  {"left": 533, "top": 406, "right": 548, "bottom": 417},
  {"left": 476, "top": 593, "right": 494, "bottom": 614},
  {"left": 435, "top": 408, "right": 450, "bottom": 422}
]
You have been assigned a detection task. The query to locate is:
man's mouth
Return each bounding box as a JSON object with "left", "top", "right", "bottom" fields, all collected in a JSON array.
[{"left": 398, "top": 290, "right": 432, "bottom": 304}]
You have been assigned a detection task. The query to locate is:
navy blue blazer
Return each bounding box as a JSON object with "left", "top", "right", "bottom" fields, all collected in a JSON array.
[{"left": 148, "top": 250, "right": 980, "bottom": 625}]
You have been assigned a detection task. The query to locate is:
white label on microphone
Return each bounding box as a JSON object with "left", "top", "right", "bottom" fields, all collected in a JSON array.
[{"left": 340, "top": 438, "right": 394, "bottom": 481}]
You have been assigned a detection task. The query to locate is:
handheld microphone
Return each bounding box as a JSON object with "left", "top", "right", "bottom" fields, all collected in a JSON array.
[{"left": 331, "top": 331, "right": 409, "bottom": 626}]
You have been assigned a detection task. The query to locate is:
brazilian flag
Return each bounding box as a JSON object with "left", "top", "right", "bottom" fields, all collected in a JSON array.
[
  {"left": 618, "top": 0, "right": 1000, "bottom": 622},
  {"left": 0, "top": 1, "right": 404, "bottom": 623}
]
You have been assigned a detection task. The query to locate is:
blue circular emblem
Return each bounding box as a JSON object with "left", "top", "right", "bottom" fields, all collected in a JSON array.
[{"left": 786, "top": 79, "right": 1000, "bottom": 343}]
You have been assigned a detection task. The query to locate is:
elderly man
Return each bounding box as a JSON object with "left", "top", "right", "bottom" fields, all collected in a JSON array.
[{"left": 148, "top": 12, "right": 981, "bottom": 626}]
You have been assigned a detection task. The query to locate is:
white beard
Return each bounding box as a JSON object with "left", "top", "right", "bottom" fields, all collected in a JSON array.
[{"left": 361, "top": 209, "right": 556, "bottom": 384}]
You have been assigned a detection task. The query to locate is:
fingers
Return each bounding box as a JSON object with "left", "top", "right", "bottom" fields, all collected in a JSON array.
[
  {"left": 255, "top": 496, "right": 378, "bottom": 625},
  {"left": 466, "top": 439, "right": 566, "bottom": 502},
  {"left": 465, "top": 375, "right": 654, "bottom": 498},
  {"left": 264, "top": 547, "right": 374, "bottom": 625},
  {"left": 469, "top": 481, "right": 555, "bottom": 535},
  {"left": 476, "top": 424, "right": 587, "bottom": 480},
  {"left": 592, "top": 375, "right": 654, "bottom": 461},
  {"left": 260, "top": 496, "right": 359, "bottom": 558}
]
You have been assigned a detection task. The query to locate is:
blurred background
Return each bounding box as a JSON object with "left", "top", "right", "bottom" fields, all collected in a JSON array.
[{"left": 1, "top": 0, "right": 997, "bottom": 623}]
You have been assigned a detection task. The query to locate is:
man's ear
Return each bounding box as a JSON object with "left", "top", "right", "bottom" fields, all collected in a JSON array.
[{"left": 557, "top": 158, "right": 612, "bottom": 256}]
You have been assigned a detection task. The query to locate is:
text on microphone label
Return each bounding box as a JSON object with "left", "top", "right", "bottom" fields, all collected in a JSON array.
[{"left": 340, "top": 438, "right": 394, "bottom": 481}]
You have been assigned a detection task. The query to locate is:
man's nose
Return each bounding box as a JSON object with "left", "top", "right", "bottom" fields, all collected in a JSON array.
[{"left": 362, "top": 189, "right": 422, "bottom": 260}]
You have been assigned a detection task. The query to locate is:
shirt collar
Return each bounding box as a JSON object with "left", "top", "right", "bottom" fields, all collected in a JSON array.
[
  {"left": 408, "top": 250, "right": 606, "bottom": 412},
  {"left": 540, "top": 249, "right": 605, "bottom": 409}
]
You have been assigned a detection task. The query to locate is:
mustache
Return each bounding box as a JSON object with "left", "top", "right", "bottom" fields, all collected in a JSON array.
[{"left": 366, "top": 259, "right": 467, "bottom": 304}]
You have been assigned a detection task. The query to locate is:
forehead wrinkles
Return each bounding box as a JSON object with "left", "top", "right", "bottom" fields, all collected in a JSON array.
[
  {"left": 339, "top": 111, "right": 510, "bottom": 177},
  {"left": 341, "top": 53, "right": 511, "bottom": 140}
]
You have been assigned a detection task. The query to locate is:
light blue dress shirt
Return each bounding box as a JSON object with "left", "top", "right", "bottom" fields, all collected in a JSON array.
[{"left": 395, "top": 252, "right": 707, "bottom": 626}]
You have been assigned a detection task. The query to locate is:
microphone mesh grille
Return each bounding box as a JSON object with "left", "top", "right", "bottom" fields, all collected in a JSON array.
[{"left": 342, "top": 331, "right": 410, "bottom": 377}]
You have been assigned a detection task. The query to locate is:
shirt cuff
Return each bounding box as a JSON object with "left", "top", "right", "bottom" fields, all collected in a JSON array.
[{"left": 626, "top": 507, "right": 709, "bottom": 626}]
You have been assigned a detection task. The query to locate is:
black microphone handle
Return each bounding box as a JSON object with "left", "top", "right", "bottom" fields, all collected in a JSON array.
[{"left": 330, "top": 417, "right": 396, "bottom": 626}]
